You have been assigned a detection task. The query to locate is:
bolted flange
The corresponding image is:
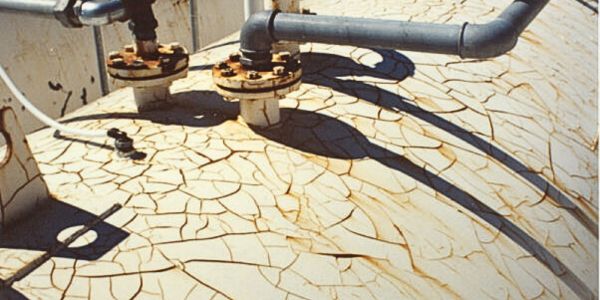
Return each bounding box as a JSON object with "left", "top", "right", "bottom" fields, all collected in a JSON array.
[
  {"left": 106, "top": 42, "right": 189, "bottom": 112},
  {"left": 212, "top": 51, "right": 302, "bottom": 127}
]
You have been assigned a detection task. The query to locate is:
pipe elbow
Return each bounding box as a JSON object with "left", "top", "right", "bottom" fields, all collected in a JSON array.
[
  {"left": 459, "top": 19, "right": 519, "bottom": 59},
  {"left": 240, "top": 10, "right": 278, "bottom": 68},
  {"left": 77, "top": 0, "right": 128, "bottom": 26}
]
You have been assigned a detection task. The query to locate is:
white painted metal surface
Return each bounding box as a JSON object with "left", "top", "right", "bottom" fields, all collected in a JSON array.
[
  {"left": 0, "top": 12, "right": 103, "bottom": 134},
  {"left": 0, "top": 106, "right": 49, "bottom": 230},
  {"left": 0, "top": 0, "right": 596, "bottom": 298}
]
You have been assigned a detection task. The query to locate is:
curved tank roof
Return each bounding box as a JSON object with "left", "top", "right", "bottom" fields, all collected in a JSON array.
[{"left": 1, "top": 0, "right": 597, "bottom": 299}]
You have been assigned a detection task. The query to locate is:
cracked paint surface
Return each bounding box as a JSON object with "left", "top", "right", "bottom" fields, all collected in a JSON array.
[
  {"left": 0, "top": 0, "right": 597, "bottom": 299},
  {"left": 0, "top": 107, "right": 49, "bottom": 230}
]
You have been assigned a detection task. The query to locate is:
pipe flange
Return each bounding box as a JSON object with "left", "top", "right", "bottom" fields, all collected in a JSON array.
[
  {"left": 212, "top": 51, "right": 302, "bottom": 101},
  {"left": 107, "top": 42, "right": 189, "bottom": 111},
  {"left": 106, "top": 42, "right": 189, "bottom": 87}
]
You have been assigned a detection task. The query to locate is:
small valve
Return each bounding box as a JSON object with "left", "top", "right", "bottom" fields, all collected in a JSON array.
[{"left": 107, "top": 128, "right": 145, "bottom": 159}]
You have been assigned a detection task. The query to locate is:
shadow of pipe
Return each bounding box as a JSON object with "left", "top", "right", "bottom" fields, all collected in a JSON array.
[
  {"left": 253, "top": 107, "right": 594, "bottom": 299},
  {"left": 54, "top": 48, "right": 595, "bottom": 297},
  {"left": 0, "top": 199, "right": 128, "bottom": 260},
  {"left": 572, "top": 0, "right": 598, "bottom": 13},
  {"left": 79, "top": 47, "right": 594, "bottom": 240},
  {"left": 62, "top": 91, "right": 239, "bottom": 129},
  {"left": 53, "top": 130, "right": 115, "bottom": 151},
  {"left": 0, "top": 284, "right": 27, "bottom": 300},
  {"left": 302, "top": 50, "right": 598, "bottom": 237},
  {"left": 0, "top": 199, "right": 128, "bottom": 295}
]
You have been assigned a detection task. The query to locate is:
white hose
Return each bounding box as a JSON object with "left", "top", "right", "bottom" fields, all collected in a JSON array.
[{"left": 0, "top": 66, "right": 106, "bottom": 138}]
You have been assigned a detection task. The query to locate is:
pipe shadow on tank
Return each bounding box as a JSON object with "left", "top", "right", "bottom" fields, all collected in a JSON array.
[
  {"left": 61, "top": 49, "right": 595, "bottom": 242},
  {"left": 0, "top": 199, "right": 128, "bottom": 260},
  {"left": 253, "top": 107, "right": 594, "bottom": 299},
  {"left": 0, "top": 285, "right": 27, "bottom": 300},
  {"left": 54, "top": 50, "right": 595, "bottom": 296},
  {"left": 0, "top": 200, "right": 128, "bottom": 296},
  {"left": 301, "top": 49, "right": 597, "bottom": 237},
  {"left": 62, "top": 93, "right": 239, "bottom": 129}
]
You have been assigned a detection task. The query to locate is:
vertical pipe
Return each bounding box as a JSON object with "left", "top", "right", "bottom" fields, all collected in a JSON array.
[
  {"left": 92, "top": 26, "right": 109, "bottom": 96},
  {"left": 264, "top": 0, "right": 301, "bottom": 58},
  {"left": 244, "top": 0, "right": 263, "bottom": 21},
  {"left": 264, "top": 0, "right": 298, "bottom": 12},
  {"left": 190, "top": 0, "right": 199, "bottom": 52}
]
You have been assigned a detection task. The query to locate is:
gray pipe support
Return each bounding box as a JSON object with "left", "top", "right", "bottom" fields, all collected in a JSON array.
[{"left": 240, "top": 0, "right": 550, "bottom": 67}]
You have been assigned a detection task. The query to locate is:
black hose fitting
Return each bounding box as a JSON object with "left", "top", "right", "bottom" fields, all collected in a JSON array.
[
  {"left": 240, "top": 10, "right": 279, "bottom": 70},
  {"left": 122, "top": 0, "right": 158, "bottom": 41},
  {"left": 107, "top": 128, "right": 137, "bottom": 158}
]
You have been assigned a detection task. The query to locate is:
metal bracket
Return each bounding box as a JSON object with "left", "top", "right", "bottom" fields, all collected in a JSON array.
[{"left": 54, "top": 0, "right": 82, "bottom": 28}]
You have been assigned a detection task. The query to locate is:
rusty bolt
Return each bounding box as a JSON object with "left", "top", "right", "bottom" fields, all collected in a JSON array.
[
  {"left": 124, "top": 45, "right": 135, "bottom": 52},
  {"left": 301, "top": 8, "right": 316, "bottom": 15},
  {"left": 221, "top": 68, "right": 235, "bottom": 77},
  {"left": 246, "top": 71, "right": 261, "bottom": 80},
  {"left": 111, "top": 58, "right": 125, "bottom": 67},
  {"left": 132, "top": 59, "right": 145, "bottom": 67},
  {"left": 108, "top": 51, "right": 121, "bottom": 59},
  {"left": 273, "top": 66, "right": 286, "bottom": 76},
  {"left": 279, "top": 51, "right": 291, "bottom": 61},
  {"left": 229, "top": 52, "right": 241, "bottom": 62},
  {"left": 160, "top": 57, "right": 172, "bottom": 65},
  {"left": 218, "top": 61, "right": 229, "bottom": 70}
]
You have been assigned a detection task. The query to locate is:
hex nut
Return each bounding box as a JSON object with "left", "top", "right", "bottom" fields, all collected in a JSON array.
[
  {"left": 160, "top": 57, "right": 172, "bottom": 65},
  {"left": 301, "top": 8, "right": 316, "bottom": 15},
  {"left": 111, "top": 58, "right": 125, "bottom": 67},
  {"left": 218, "top": 61, "right": 229, "bottom": 70},
  {"left": 273, "top": 66, "right": 286, "bottom": 76},
  {"left": 229, "top": 52, "right": 241, "bottom": 62},
  {"left": 221, "top": 68, "right": 236, "bottom": 77},
  {"left": 108, "top": 51, "right": 122, "bottom": 59},
  {"left": 132, "top": 59, "right": 145, "bottom": 67},
  {"left": 247, "top": 71, "right": 261, "bottom": 80},
  {"left": 279, "top": 51, "right": 291, "bottom": 61}
]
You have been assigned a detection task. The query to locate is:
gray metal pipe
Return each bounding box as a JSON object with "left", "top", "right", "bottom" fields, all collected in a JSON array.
[
  {"left": 0, "top": 0, "right": 56, "bottom": 16},
  {"left": 240, "top": 0, "right": 550, "bottom": 67},
  {"left": 272, "top": 14, "right": 463, "bottom": 55},
  {"left": 244, "top": 0, "right": 264, "bottom": 21},
  {"left": 0, "top": 0, "right": 128, "bottom": 27},
  {"left": 190, "top": 0, "right": 199, "bottom": 52},
  {"left": 77, "top": 0, "right": 127, "bottom": 26}
]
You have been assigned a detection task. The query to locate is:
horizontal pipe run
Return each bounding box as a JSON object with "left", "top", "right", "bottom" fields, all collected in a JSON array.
[
  {"left": 0, "top": 0, "right": 56, "bottom": 16},
  {"left": 240, "top": 0, "right": 550, "bottom": 67},
  {"left": 272, "top": 14, "right": 463, "bottom": 55},
  {"left": 0, "top": 0, "right": 128, "bottom": 27}
]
